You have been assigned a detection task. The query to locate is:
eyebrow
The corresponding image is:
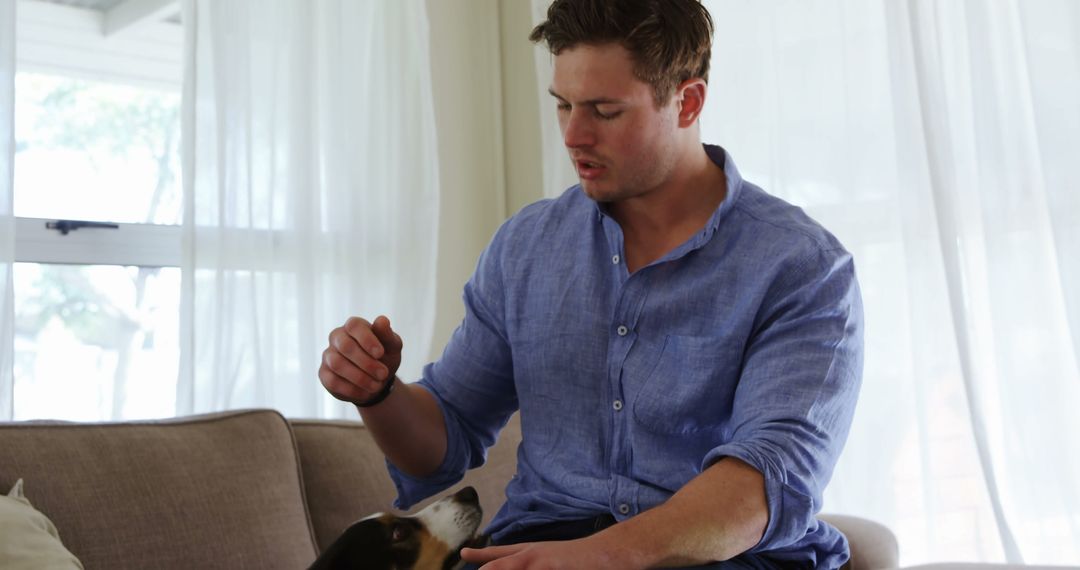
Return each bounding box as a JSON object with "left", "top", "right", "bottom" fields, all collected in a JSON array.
[{"left": 548, "top": 88, "right": 625, "bottom": 106}]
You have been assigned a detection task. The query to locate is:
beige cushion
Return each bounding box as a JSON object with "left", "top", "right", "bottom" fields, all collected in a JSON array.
[
  {"left": 820, "top": 513, "right": 900, "bottom": 570},
  {"left": 290, "top": 417, "right": 400, "bottom": 553},
  {"left": 0, "top": 479, "right": 84, "bottom": 569},
  {"left": 0, "top": 409, "right": 318, "bottom": 570}
]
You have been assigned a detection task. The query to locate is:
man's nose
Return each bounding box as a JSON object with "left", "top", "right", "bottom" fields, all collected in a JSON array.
[{"left": 562, "top": 109, "right": 595, "bottom": 149}]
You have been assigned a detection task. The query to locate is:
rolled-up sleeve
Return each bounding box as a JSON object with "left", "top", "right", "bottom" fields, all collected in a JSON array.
[
  {"left": 389, "top": 225, "right": 521, "bottom": 510},
  {"left": 701, "top": 246, "right": 864, "bottom": 551}
]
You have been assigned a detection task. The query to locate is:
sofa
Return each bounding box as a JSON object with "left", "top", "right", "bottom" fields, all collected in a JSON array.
[{"left": 0, "top": 407, "right": 979, "bottom": 569}]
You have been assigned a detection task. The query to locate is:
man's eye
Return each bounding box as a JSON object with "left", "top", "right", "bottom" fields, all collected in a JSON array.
[
  {"left": 596, "top": 109, "right": 622, "bottom": 120},
  {"left": 556, "top": 103, "right": 571, "bottom": 112}
]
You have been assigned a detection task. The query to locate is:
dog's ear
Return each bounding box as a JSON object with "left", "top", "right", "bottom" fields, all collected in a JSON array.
[{"left": 309, "top": 519, "right": 393, "bottom": 570}]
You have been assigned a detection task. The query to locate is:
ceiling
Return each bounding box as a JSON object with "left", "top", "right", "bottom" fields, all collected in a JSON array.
[
  {"left": 28, "top": 0, "right": 181, "bottom": 33},
  {"left": 34, "top": 0, "right": 128, "bottom": 10}
]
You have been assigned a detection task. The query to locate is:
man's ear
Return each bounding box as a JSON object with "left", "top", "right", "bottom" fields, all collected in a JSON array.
[{"left": 675, "top": 78, "right": 708, "bottom": 128}]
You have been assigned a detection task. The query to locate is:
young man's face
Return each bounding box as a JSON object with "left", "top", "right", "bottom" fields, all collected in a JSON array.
[{"left": 550, "top": 42, "right": 682, "bottom": 203}]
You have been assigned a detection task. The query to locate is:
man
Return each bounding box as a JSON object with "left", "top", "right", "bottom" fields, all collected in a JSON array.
[{"left": 319, "top": 1, "right": 863, "bottom": 568}]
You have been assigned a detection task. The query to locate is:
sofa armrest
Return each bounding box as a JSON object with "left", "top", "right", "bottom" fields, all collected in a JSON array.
[{"left": 820, "top": 513, "right": 900, "bottom": 570}]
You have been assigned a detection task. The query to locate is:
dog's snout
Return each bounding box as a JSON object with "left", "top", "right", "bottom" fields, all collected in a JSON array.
[{"left": 453, "top": 486, "right": 479, "bottom": 506}]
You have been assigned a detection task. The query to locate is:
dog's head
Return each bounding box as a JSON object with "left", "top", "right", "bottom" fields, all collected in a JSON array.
[{"left": 310, "top": 486, "right": 484, "bottom": 570}]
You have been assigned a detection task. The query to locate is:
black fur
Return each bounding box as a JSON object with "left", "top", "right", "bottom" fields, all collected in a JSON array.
[{"left": 309, "top": 517, "right": 423, "bottom": 570}]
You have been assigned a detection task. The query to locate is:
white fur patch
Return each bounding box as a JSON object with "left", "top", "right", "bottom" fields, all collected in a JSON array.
[{"left": 414, "top": 495, "right": 481, "bottom": 550}]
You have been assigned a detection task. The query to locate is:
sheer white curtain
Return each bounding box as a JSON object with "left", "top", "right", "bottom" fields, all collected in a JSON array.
[
  {"left": 699, "top": 0, "right": 1079, "bottom": 565},
  {"left": 180, "top": 0, "right": 440, "bottom": 419},
  {"left": 0, "top": 0, "right": 13, "bottom": 421},
  {"left": 527, "top": 0, "right": 1080, "bottom": 565}
]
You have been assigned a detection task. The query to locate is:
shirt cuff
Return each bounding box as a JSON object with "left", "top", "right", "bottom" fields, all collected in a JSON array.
[{"left": 702, "top": 441, "right": 816, "bottom": 552}]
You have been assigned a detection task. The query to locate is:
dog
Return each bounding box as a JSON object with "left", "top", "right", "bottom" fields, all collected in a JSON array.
[{"left": 309, "top": 486, "right": 487, "bottom": 570}]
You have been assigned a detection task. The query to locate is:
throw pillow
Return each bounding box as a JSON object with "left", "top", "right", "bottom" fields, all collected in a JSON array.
[{"left": 0, "top": 479, "right": 84, "bottom": 569}]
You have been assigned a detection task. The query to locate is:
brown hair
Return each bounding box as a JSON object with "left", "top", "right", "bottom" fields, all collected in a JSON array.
[{"left": 529, "top": 0, "right": 714, "bottom": 106}]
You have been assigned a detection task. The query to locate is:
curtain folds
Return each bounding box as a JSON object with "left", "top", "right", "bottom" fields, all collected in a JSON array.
[
  {"left": 179, "top": 0, "right": 440, "bottom": 419},
  {"left": 0, "top": 0, "right": 15, "bottom": 421},
  {"left": 695, "top": 0, "right": 1080, "bottom": 565}
]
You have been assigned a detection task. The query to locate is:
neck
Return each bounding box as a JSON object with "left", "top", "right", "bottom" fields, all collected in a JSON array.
[
  {"left": 610, "top": 143, "right": 727, "bottom": 273},
  {"left": 611, "top": 144, "right": 725, "bottom": 242}
]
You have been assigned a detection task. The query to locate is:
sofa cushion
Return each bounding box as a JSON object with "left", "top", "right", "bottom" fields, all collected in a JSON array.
[
  {"left": 291, "top": 412, "right": 522, "bottom": 553},
  {"left": 0, "top": 409, "right": 318, "bottom": 570},
  {"left": 819, "top": 513, "right": 899, "bottom": 569},
  {"left": 289, "top": 418, "right": 400, "bottom": 552},
  {"left": 0, "top": 479, "right": 83, "bottom": 569}
]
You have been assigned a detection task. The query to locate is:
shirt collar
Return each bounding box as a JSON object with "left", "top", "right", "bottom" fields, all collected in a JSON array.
[{"left": 697, "top": 144, "right": 743, "bottom": 246}]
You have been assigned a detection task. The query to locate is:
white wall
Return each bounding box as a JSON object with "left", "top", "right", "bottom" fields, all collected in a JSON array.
[
  {"left": 498, "top": 0, "right": 545, "bottom": 217},
  {"left": 424, "top": 0, "right": 545, "bottom": 362}
]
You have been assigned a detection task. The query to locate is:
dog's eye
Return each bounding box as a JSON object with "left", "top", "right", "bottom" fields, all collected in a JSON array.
[{"left": 391, "top": 523, "right": 411, "bottom": 542}]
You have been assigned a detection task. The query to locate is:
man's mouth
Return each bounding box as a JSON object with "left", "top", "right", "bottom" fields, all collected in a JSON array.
[{"left": 575, "top": 159, "right": 605, "bottom": 180}]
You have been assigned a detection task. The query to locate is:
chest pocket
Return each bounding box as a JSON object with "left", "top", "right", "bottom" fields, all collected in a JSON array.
[{"left": 630, "top": 334, "right": 743, "bottom": 435}]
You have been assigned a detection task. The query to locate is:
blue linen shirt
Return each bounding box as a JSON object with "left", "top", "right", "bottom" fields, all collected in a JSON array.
[{"left": 389, "top": 145, "right": 863, "bottom": 568}]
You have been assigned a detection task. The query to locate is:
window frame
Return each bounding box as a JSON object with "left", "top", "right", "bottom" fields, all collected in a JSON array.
[{"left": 14, "top": 0, "right": 183, "bottom": 269}]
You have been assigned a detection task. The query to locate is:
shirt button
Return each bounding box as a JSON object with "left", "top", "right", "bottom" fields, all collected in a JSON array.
[
  {"left": 616, "top": 325, "right": 629, "bottom": 336},
  {"left": 618, "top": 503, "right": 631, "bottom": 515},
  {"left": 613, "top": 399, "right": 623, "bottom": 411},
  {"left": 612, "top": 254, "right": 620, "bottom": 264}
]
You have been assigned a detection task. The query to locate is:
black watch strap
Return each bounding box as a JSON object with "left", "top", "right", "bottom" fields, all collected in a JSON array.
[{"left": 355, "top": 375, "right": 397, "bottom": 408}]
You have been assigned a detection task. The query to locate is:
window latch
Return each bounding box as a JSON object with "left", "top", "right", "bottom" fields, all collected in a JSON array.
[{"left": 45, "top": 219, "right": 121, "bottom": 236}]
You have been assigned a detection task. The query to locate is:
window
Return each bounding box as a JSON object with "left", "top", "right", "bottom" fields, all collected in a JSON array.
[{"left": 12, "top": 0, "right": 182, "bottom": 421}]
